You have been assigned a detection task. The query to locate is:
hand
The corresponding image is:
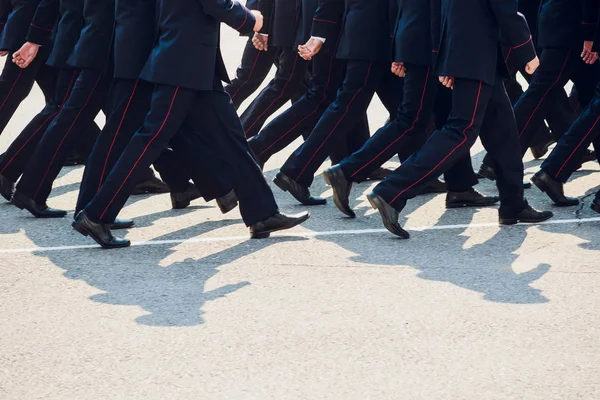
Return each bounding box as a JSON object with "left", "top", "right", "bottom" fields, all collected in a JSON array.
[
  {"left": 439, "top": 76, "right": 454, "bottom": 89},
  {"left": 252, "top": 33, "right": 268, "bottom": 51},
  {"left": 391, "top": 62, "right": 406, "bottom": 77},
  {"left": 298, "top": 38, "right": 324, "bottom": 60},
  {"left": 251, "top": 10, "right": 263, "bottom": 32},
  {"left": 0, "top": 51, "right": 8, "bottom": 57},
  {"left": 12, "top": 42, "right": 40, "bottom": 69},
  {"left": 581, "top": 41, "right": 598, "bottom": 64},
  {"left": 524, "top": 55, "right": 540, "bottom": 75}
]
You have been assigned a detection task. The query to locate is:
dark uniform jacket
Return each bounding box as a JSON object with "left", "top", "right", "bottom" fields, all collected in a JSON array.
[
  {"left": 47, "top": 0, "right": 84, "bottom": 68},
  {"left": 139, "top": 0, "right": 256, "bottom": 91},
  {"left": 393, "top": 0, "right": 439, "bottom": 66},
  {"left": 67, "top": 0, "right": 114, "bottom": 69},
  {"left": 0, "top": 0, "right": 57, "bottom": 50},
  {"left": 436, "top": 0, "right": 536, "bottom": 86},
  {"left": 537, "top": 0, "right": 585, "bottom": 48}
]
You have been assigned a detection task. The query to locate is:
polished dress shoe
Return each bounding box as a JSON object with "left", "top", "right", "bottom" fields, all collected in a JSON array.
[
  {"left": 531, "top": 171, "right": 579, "bottom": 207},
  {"left": 109, "top": 218, "right": 135, "bottom": 230},
  {"left": 446, "top": 188, "right": 499, "bottom": 208},
  {"left": 530, "top": 137, "right": 556, "bottom": 160},
  {"left": 575, "top": 149, "right": 597, "bottom": 171},
  {"left": 0, "top": 174, "right": 15, "bottom": 202},
  {"left": 11, "top": 191, "right": 67, "bottom": 218},
  {"left": 132, "top": 175, "right": 170, "bottom": 195},
  {"left": 366, "top": 191, "right": 409, "bottom": 239},
  {"left": 171, "top": 183, "right": 202, "bottom": 210},
  {"left": 591, "top": 196, "right": 600, "bottom": 214},
  {"left": 72, "top": 211, "right": 131, "bottom": 249},
  {"left": 273, "top": 172, "right": 326, "bottom": 205},
  {"left": 478, "top": 163, "right": 532, "bottom": 189},
  {"left": 418, "top": 178, "right": 447, "bottom": 195},
  {"left": 216, "top": 189, "right": 238, "bottom": 214},
  {"left": 364, "top": 167, "right": 393, "bottom": 181},
  {"left": 499, "top": 204, "right": 553, "bottom": 225},
  {"left": 250, "top": 211, "right": 310, "bottom": 239},
  {"left": 323, "top": 165, "right": 355, "bottom": 218}
]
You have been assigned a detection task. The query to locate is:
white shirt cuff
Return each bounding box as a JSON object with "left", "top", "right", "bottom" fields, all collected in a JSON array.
[{"left": 311, "top": 36, "right": 326, "bottom": 43}]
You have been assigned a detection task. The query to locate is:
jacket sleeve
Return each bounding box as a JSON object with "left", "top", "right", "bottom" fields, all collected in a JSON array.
[
  {"left": 27, "top": 0, "right": 59, "bottom": 47},
  {"left": 310, "top": 0, "right": 343, "bottom": 40},
  {"left": 197, "top": 0, "right": 257, "bottom": 35},
  {"left": 583, "top": 0, "right": 600, "bottom": 41},
  {"left": 256, "top": 0, "right": 273, "bottom": 35},
  {"left": 490, "top": 0, "right": 536, "bottom": 68}
]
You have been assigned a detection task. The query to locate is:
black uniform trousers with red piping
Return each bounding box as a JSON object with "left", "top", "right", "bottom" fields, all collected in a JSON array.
[
  {"left": 16, "top": 66, "right": 112, "bottom": 203},
  {"left": 76, "top": 78, "right": 211, "bottom": 215},
  {"left": 240, "top": 46, "right": 310, "bottom": 138},
  {"left": 541, "top": 80, "right": 600, "bottom": 182},
  {"left": 248, "top": 52, "right": 370, "bottom": 165},
  {"left": 84, "top": 78, "right": 279, "bottom": 225},
  {"left": 0, "top": 51, "right": 57, "bottom": 137},
  {"left": 0, "top": 67, "right": 80, "bottom": 183},
  {"left": 339, "top": 63, "right": 478, "bottom": 192},
  {"left": 374, "top": 77, "right": 527, "bottom": 216}
]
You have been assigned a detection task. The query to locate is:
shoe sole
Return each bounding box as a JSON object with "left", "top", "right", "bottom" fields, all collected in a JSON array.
[
  {"left": 499, "top": 213, "right": 554, "bottom": 226},
  {"left": 250, "top": 213, "right": 311, "bottom": 239},
  {"left": 591, "top": 203, "right": 600, "bottom": 214},
  {"left": 531, "top": 176, "right": 579, "bottom": 207},
  {"left": 72, "top": 221, "right": 131, "bottom": 249},
  {"left": 273, "top": 175, "right": 326, "bottom": 206},
  {"left": 367, "top": 195, "right": 409, "bottom": 239},
  {"left": 322, "top": 171, "right": 355, "bottom": 218},
  {"left": 446, "top": 201, "right": 499, "bottom": 209}
]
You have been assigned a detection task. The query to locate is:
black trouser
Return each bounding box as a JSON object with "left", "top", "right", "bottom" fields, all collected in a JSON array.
[
  {"left": 339, "top": 63, "right": 477, "bottom": 192},
  {"left": 225, "top": 38, "right": 279, "bottom": 109},
  {"left": 0, "top": 68, "right": 83, "bottom": 182},
  {"left": 541, "top": 81, "right": 600, "bottom": 182},
  {"left": 76, "top": 79, "right": 194, "bottom": 214},
  {"left": 84, "top": 80, "right": 279, "bottom": 225},
  {"left": 280, "top": 60, "right": 393, "bottom": 187},
  {"left": 16, "top": 67, "right": 112, "bottom": 203},
  {"left": 248, "top": 53, "right": 361, "bottom": 163},
  {"left": 374, "top": 78, "right": 526, "bottom": 216},
  {"left": 0, "top": 51, "right": 56, "bottom": 136},
  {"left": 240, "top": 46, "right": 310, "bottom": 138}
]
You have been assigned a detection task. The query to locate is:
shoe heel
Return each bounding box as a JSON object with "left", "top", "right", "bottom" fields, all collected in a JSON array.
[
  {"left": 499, "top": 218, "right": 518, "bottom": 226},
  {"left": 322, "top": 171, "right": 332, "bottom": 187},
  {"left": 72, "top": 221, "right": 89, "bottom": 237},
  {"left": 272, "top": 176, "right": 288, "bottom": 192},
  {"left": 367, "top": 194, "right": 378, "bottom": 210}
]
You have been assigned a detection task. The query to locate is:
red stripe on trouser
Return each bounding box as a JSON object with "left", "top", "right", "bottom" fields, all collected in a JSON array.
[
  {"left": 230, "top": 49, "right": 262, "bottom": 101},
  {"left": 244, "top": 54, "right": 300, "bottom": 135},
  {"left": 99, "top": 87, "right": 180, "bottom": 220},
  {"left": 518, "top": 49, "right": 572, "bottom": 138},
  {"left": 0, "top": 69, "right": 23, "bottom": 112},
  {"left": 98, "top": 80, "right": 139, "bottom": 191},
  {"left": 258, "top": 56, "right": 334, "bottom": 157},
  {"left": 33, "top": 72, "right": 104, "bottom": 199},
  {"left": 389, "top": 81, "right": 484, "bottom": 204},
  {"left": 0, "top": 70, "right": 78, "bottom": 175},
  {"left": 351, "top": 66, "right": 431, "bottom": 178},
  {"left": 555, "top": 115, "right": 600, "bottom": 178},
  {"left": 295, "top": 61, "right": 374, "bottom": 181}
]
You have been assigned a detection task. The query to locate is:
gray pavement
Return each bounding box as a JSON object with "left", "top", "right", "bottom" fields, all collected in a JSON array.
[{"left": 0, "top": 27, "right": 599, "bottom": 400}]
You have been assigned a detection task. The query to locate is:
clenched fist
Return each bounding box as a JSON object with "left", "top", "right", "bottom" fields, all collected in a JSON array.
[{"left": 525, "top": 55, "right": 539, "bottom": 75}]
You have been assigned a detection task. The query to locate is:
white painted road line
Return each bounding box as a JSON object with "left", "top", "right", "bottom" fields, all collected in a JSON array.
[{"left": 1, "top": 217, "right": 599, "bottom": 254}]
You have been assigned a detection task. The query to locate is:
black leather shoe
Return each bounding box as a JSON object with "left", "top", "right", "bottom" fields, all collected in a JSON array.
[
  {"left": 0, "top": 174, "right": 14, "bottom": 202},
  {"left": 591, "top": 197, "right": 600, "bottom": 214},
  {"left": 418, "top": 179, "right": 447, "bottom": 195},
  {"left": 216, "top": 189, "right": 238, "bottom": 214},
  {"left": 11, "top": 191, "right": 67, "bottom": 218},
  {"left": 575, "top": 149, "right": 597, "bottom": 171},
  {"left": 531, "top": 171, "right": 579, "bottom": 207},
  {"left": 323, "top": 165, "right": 355, "bottom": 218},
  {"left": 478, "top": 164, "right": 532, "bottom": 188},
  {"left": 72, "top": 211, "right": 131, "bottom": 249},
  {"left": 446, "top": 188, "right": 499, "bottom": 208},
  {"left": 366, "top": 191, "right": 409, "bottom": 239},
  {"left": 109, "top": 218, "right": 135, "bottom": 230},
  {"left": 171, "top": 183, "right": 202, "bottom": 210},
  {"left": 530, "top": 138, "right": 556, "bottom": 160},
  {"left": 250, "top": 211, "right": 310, "bottom": 239},
  {"left": 499, "top": 204, "right": 554, "bottom": 225},
  {"left": 364, "top": 167, "right": 393, "bottom": 181},
  {"left": 273, "top": 172, "right": 326, "bottom": 205},
  {"left": 132, "top": 175, "right": 170, "bottom": 195}
]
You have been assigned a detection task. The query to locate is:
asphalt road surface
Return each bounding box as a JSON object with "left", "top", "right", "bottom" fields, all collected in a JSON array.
[{"left": 1, "top": 27, "right": 598, "bottom": 400}]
